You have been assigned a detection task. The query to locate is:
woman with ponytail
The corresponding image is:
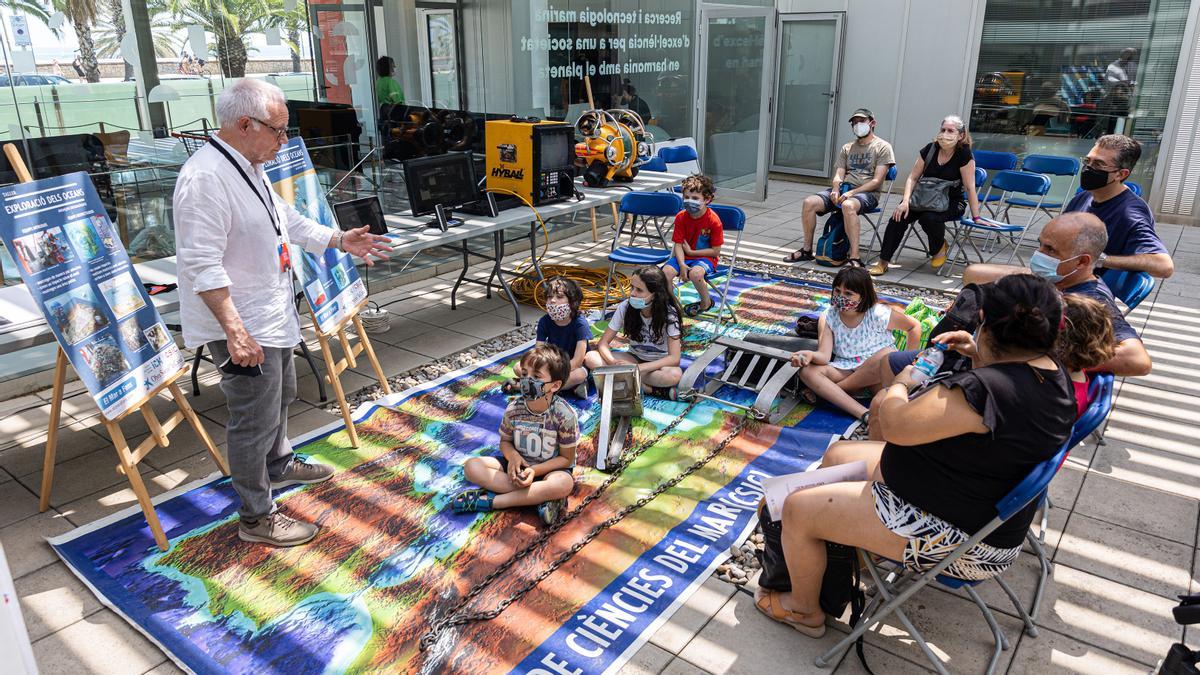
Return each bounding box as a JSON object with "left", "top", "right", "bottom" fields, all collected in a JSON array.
[{"left": 758, "top": 274, "right": 1074, "bottom": 635}]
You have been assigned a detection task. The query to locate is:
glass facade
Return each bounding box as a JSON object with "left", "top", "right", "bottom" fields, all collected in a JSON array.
[{"left": 968, "top": 0, "right": 1191, "bottom": 195}]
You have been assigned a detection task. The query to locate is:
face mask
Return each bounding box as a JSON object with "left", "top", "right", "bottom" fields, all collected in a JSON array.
[
  {"left": 629, "top": 296, "right": 649, "bottom": 310},
  {"left": 852, "top": 122, "right": 871, "bottom": 138},
  {"left": 830, "top": 293, "right": 860, "bottom": 312},
  {"left": 518, "top": 376, "right": 548, "bottom": 400},
  {"left": 1079, "top": 165, "right": 1114, "bottom": 191},
  {"left": 1029, "top": 250, "right": 1082, "bottom": 282},
  {"left": 546, "top": 302, "right": 571, "bottom": 322},
  {"left": 936, "top": 132, "right": 957, "bottom": 147},
  {"left": 683, "top": 198, "right": 704, "bottom": 216}
]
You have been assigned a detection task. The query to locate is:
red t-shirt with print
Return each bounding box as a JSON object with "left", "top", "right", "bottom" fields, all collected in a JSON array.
[{"left": 671, "top": 208, "right": 724, "bottom": 267}]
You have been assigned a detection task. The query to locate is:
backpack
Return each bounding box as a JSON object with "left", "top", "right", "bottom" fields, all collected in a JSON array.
[{"left": 815, "top": 212, "right": 849, "bottom": 267}]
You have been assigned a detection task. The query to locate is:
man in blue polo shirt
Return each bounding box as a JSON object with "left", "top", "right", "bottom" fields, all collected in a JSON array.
[{"left": 1063, "top": 134, "right": 1174, "bottom": 278}]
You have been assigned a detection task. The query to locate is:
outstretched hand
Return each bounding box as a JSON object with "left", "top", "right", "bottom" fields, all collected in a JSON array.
[{"left": 341, "top": 225, "right": 393, "bottom": 265}]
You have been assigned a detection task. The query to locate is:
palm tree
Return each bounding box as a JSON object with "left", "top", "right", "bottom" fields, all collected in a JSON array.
[
  {"left": 0, "top": 0, "right": 52, "bottom": 26},
  {"left": 93, "top": 2, "right": 180, "bottom": 80},
  {"left": 277, "top": 0, "right": 307, "bottom": 73},
  {"left": 166, "top": 0, "right": 275, "bottom": 78},
  {"left": 53, "top": 0, "right": 102, "bottom": 83}
]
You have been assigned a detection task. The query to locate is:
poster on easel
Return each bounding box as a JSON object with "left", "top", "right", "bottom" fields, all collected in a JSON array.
[
  {"left": 264, "top": 137, "right": 367, "bottom": 335},
  {"left": 0, "top": 171, "right": 184, "bottom": 420}
]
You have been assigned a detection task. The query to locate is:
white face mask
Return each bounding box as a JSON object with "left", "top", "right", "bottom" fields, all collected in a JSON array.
[
  {"left": 936, "top": 132, "right": 957, "bottom": 147},
  {"left": 852, "top": 122, "right": 871, "bottom": 138},
  {"left": 546, "top": 302, "right": 571, "bottom": 322}
]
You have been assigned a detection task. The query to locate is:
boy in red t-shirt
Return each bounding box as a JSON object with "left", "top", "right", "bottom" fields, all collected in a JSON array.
[{"left": 663, "top": 173, "right": 724, "bottom": 317}]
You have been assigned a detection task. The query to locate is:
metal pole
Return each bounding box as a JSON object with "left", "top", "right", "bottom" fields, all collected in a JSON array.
[{"left": 0, "top": 16, "right": 31, "bottom": 160}]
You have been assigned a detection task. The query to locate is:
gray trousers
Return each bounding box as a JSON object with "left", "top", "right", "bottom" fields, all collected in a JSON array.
[{"left": 208, "top": 341, "right": 296, "bottom": 521}]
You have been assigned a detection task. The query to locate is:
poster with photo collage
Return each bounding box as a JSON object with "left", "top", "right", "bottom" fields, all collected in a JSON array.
[
  {"left": 264, "top": 137, "right": 367, "bottom": 335},
  {"left": 0, "top": 172, "right": 183, "bottom": 420}
]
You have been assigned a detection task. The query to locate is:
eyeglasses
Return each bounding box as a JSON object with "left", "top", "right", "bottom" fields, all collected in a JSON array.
[
  {"left": 251, "top": 117, "right": 288, "bottom": 139},
  {"left": 1080, "top": 157, "right": 1119, "bottom": 172}
]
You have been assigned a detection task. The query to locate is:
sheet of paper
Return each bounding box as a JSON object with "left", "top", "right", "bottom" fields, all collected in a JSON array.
[
  {"left": 264, "top": 26, "right": 281, "bottom": 46},
  {"left": 762, "top": 460, "right": 868, "bottom": 521}
]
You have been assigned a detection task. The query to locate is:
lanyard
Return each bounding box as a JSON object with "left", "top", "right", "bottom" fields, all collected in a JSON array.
[{"left": 209, "top": 137, "right": 281, "bottom": 237}]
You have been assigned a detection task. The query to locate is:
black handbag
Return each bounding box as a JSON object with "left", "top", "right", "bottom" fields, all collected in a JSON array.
[{"left": 909, "top": 144, "right": 959, "bottom": 213}]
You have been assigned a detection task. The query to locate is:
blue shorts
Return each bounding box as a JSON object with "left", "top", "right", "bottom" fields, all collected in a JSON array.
[
  {"left": 663, "top": 258, "right": 716, "bottom": 276},
  {"left": 888, "top": 349, "right": 920, "bottom": 375},
  {"left": 816, "top": 188, "right": 879, "bottom": 215}
]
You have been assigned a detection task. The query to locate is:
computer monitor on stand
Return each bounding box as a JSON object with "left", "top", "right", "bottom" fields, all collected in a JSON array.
[{"left": 402, "top": 152, "right": 491, "bottom": 231}]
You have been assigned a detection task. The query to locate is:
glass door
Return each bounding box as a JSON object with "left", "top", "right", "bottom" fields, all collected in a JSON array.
[
  {"left": 416, "top": 8, "right": 461, "bottom": 109},
  {"left": 695, "top": 7, "right": 776, "bottom": 200},
  {"left": 309, "top": 0, "right": 377, "bottom": 143},
  {"left": 771, "top": 13, "right": 844, "bottom": 177}
]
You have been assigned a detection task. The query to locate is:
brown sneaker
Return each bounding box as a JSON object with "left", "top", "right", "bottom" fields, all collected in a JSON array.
[
  {"left": 270, "top": 459, "right": 335, "bottom": 490},
  {"left": 238, "top": 512, "right": 319, "bottom": 547}
]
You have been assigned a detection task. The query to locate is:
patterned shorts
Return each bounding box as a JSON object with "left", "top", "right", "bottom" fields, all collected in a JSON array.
[{"left": 872, "top": 483, "right": 1022, "bottom": 581}]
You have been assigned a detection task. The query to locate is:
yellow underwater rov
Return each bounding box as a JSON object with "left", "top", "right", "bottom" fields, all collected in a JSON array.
[{"left": 574, "top": 108, "right": 655, "bottom": 187}]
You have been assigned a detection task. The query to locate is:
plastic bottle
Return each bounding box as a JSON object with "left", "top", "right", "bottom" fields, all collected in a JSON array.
[{"left": 910, "top": 343, "right": 948, "bottom": 382}]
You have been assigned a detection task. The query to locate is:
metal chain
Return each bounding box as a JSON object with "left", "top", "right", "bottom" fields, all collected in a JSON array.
[{"left": 419, "top": 410, "right": 756, "bottom": 651}]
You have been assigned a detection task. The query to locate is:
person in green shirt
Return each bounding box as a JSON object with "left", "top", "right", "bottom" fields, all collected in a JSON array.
[{"left": 376, "top": 56, "right": 405, "bottom": 105}]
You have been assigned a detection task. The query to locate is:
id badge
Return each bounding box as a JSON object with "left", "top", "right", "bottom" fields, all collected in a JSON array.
[{"left": 278, "top": 242, "right": 292, "bottom": 272}]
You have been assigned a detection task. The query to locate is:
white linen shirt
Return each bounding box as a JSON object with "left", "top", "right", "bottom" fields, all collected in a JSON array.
[{"left": 174, "top": 134, "right": 331, "bottom": 349}]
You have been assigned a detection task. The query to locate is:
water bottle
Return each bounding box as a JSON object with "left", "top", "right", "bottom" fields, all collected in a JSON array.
[{"left": 910, "top": 343, "right": 948, "bottom": 382}]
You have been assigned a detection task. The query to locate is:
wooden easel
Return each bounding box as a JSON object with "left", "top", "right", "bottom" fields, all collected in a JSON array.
[
  {"left": 305, "top": 298, "right": 391, "bottom": 448},
  {"left": 3, "top": 144, "right": 229, "bottom": 552}
]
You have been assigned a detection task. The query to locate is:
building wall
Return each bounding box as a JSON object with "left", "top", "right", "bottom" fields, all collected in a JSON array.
[{"left": 777, "top": 0, "right": 985, "bottom": 173}]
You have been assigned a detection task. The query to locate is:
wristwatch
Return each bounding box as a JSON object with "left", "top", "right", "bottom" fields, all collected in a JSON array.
[{"left": 1096, "top": 252, "right": 1107, "bottom": 270}]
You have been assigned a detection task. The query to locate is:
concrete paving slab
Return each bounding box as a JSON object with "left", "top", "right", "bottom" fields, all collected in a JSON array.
[
  {"left": 31, "top": 608, "right": 168, "bottom": 675},
  {"left": 1090, "top": 437, "right": 1200, "bottom": 500},
  {"left": 0, "top": 424, "right": 112, "bottom": 479},
  {"left": 1007, "top": 626, "right": 1155, "bottom": 674},
  {"left": 619, "top": 642, "right": 676, "bottom": 675},
  {"left": 55, "top": 466, "right": 176, "bottom": 527},
  {"left": 1, "top": 510, "right": 76, "bottom": 580},
  {"left": 444, "top": 311, "right": 527, "bottom": 341},
  {"left": 1055, "top": 512, "right": 1193, "bottom": 599},
  {"left": 1034, "top": 564, "right": 1181, "bottom": 666},
  {"left": 0, "top": 472, "right": 45, "bottom": 529},
  {"left": 348, "top": 342, "right": 427, "bottom": 380},
  {"left": 402, "top": 328, "right": 486, "bottom": 360},
  {"left": 1073, "top": 472, "right": 1197, "bottom": 546},
  {"left": 649, "top": 575, "right": 736, "bottom": 654},
  {"left": 296, "top": 369, "right": 375, "bottom": 406},
  {"left": 16, "top": 561, "right": 103, "bottom": 642}
]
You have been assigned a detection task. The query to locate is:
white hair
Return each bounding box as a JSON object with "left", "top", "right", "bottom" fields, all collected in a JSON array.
[
  {"left": 216, "top": 78, "right": 287, "bottom": 128},
  {"left": 942, "top": 115, "right": 966, "bottom": 133}
]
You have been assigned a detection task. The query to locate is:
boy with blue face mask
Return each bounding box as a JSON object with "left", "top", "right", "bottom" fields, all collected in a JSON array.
[{"left": 663, "top": 173, "right": 724, "bottom": 317}]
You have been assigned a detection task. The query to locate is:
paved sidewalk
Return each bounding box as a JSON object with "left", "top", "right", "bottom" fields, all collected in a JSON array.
[{"left": 2, "top": 179, "right": 1197, "bottom": 673}]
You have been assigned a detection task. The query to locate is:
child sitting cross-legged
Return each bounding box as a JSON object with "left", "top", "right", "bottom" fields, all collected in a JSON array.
[
  {"left": 663, "top": 173, "right": 724, "bottom": 318},
  {"left": 454, "top": 344, "right": 578, "bottom": 525},
  {"left": 585, "top": 265, "right": 684, "bottom": 399}
]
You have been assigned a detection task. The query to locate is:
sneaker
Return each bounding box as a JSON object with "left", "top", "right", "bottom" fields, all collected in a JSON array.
[
  {"left": 868, "top": 260, "right": 889, "bottom": 276},
  {"left": 270, "top": 459, "right": 335, "bottom": 490},
  {"left": 239, "top": 512, "right": 319, "bottom": 547},
  {"left": 537, "top": 498, "right": 566, "bottom": 526},
  {"left": 930, "top": 242, "right": 950, "bottom": 269},
  {"left": 843, "top": 412, "right": 870, "bottom": 440}
]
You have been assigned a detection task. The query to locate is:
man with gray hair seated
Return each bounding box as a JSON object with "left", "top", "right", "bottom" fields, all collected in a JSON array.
[{"left": 174, "top": 78, "right": 391, "bottom": 547}]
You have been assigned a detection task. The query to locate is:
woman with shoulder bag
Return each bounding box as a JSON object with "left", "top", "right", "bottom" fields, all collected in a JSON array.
[{"left": 870, "top": 115, "right": 983, "bottom": 276}]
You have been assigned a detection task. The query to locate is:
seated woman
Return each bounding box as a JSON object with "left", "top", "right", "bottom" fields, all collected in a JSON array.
[
  {"left": 756, "top": 275, "right": 1074, "bottom": 636},
  {"left": 1056, "top": 294, "right": 1116, "bottom": 418},
  {"left": 870, "top": 115, "right": 982, "bottom": 276}
]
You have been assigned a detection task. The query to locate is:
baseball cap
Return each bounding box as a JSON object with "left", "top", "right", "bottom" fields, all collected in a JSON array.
[{"left": 848, "top": 108, "right": 874, "bottom": 122}]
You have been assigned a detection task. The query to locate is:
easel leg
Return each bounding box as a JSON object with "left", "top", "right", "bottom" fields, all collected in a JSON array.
[
  {"left": 106, "top": 419, "right": 170, "bottom": 551},
  {"left": 38, "top": 349, "right": 69, "bottom": 512},
  {"left": 169, "top": 382, "right": 229, "bottom": 475},
  {"left": 353, "top": 315, "right": 392, "bottom": 395},
  {"left": 317, "top": 332, "right": 360, "bottom": 448}
]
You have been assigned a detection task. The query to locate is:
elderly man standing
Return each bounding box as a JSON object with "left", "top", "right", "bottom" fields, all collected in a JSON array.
[{"left": 175, "top": 78, "right": 391, "bottom": 546}]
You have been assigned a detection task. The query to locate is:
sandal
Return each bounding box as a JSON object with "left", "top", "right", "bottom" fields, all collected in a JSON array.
[
  {"left": 537, "top": 498, "right": 566, "bottom": 526},
  {"left": 846, "top": 258, "right": 866, "bottom": 268},
  {"left": 784, "top": 248, "right": 815, "bottom": 263},
  {"left": 683, "top": 300, "right": 714, "bottom": 318},
  {"left": 753, "top": 588, "right": 827, "bottom": 637},
  {"left": 451, "top": 489, "right": 496, "bottom": 514}
]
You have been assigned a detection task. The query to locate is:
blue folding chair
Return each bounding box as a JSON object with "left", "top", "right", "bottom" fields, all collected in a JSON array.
[
  {"left": 861, "top": 164, "right": 898, "bottom": 251},
  {"left": 973, "top": 150, "right": 1018, "bottom": 217},
  {"left": 816, "top": 438, "right": 1073, "bottom": 675},
  {"left": 600, "top": 191, "right": 681, "bottom": 315},
  {"left": 1025, "top": 373, "right": 1114, "bottom": 625},
  {"left": 1003, "top": 154, "right": 1080, "bottom": 225},
  {"left": 641, "top": 155, "right": 668, "bottom": 172},
  {"left": 1100, "top": 268, "right": 1155, "bottom": 315},
  {"left": 895, "top": 167, "right": 988, "bottom": 264},
  {"left": 690, "top": 204, "right": 745, "bottom": 324},
  {"left": 1075, "top": 181, "right": 1142, "bottom": 198},
  {"left": 658, "top": 145, "right": 700, "bottom": 193},
  {"left": 941, "top": 170, "right": 1052, "bottom": 277}
]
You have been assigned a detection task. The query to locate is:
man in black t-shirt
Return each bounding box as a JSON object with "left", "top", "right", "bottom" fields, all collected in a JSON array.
[{"left": 884, "top": 212, "right": 1151, "bottom": 381}]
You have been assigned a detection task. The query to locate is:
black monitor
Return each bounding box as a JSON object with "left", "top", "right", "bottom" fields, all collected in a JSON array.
[
  {"left": 333, "top": 196, "right": 388, "bottom": 235},
  {"left": 402, "top": 151, "right": 479, "bottom": 230}
]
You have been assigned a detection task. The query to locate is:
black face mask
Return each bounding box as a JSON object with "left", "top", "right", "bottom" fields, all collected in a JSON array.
[{"left": 1080, "top": 165, "right": 1114, "bottom": 191}]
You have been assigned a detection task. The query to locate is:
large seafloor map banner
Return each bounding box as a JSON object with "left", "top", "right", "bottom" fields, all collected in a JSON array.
[
  {"left": 0, "top": 171, "right": 184, "bottom": 420},
  {"left": 265, "top": 137, "right": 367, "bottom": 335}
]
